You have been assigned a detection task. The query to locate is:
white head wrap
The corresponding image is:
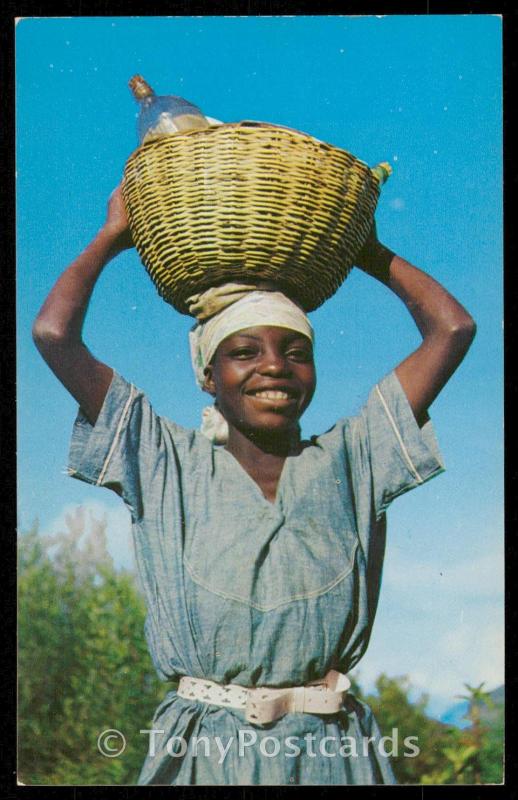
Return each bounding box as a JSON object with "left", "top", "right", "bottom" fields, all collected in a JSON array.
[{"left": 188, "top": 290, "right": 314, "bottom": 443}]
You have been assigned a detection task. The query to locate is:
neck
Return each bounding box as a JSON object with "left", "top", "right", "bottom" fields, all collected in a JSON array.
[{"left": 226, "top": 423, "right": 302, "bottom": 462}]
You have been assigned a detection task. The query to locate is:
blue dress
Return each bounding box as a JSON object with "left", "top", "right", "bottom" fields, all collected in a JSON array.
[{"left": 68, "top": 369, "right": 444, "bottom": 785}]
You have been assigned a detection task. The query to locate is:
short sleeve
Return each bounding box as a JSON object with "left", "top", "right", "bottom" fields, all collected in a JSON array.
[
  {"left": 67, "top": 370, "right": 185, "bottom": 521},
  {"left": 345, "top": 370, "right": 446, "bottom": 520}
]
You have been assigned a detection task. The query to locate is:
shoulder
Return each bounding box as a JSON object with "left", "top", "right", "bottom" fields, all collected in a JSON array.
[
  {"left": 91, "top": 370, "right": 210, "bottom": 456},
  {"left": 306, "top": 371, "right": 405, "bottom": 452}
]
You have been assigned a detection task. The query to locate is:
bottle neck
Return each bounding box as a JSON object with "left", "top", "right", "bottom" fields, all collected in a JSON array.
[{"left": 129, "top": 75, "right": 155, "bottom": 101}]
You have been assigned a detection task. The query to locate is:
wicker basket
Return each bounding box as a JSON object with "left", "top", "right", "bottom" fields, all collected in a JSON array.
[{"left": 122, "top": 121, "right": 390, "bottom": 315}]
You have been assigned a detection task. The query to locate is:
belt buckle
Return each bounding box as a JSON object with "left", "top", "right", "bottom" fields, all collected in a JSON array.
[
  {"left": 289, "top": 686, "right": 306, "bottom": 714},
  {"left": 245, "top": 688, "right": 292, "bottom": 725}
]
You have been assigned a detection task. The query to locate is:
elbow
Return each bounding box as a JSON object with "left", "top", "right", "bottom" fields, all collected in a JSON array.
[
  {"left": 452, "top": 313, "right": 477, "bottom": 340},
  {"left": 32, "top": 317, "right": 69, "bottom": 350},
  {"left": 444, "top": 313, "right": 477, "bottom": 352},
  {"left": 32, "top": 317, "right": 54, "bottom": 346}
]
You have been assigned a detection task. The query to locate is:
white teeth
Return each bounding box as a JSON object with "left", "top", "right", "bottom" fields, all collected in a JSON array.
[{"left": 253, "top": 390, "right": 290, "bottom": 400}]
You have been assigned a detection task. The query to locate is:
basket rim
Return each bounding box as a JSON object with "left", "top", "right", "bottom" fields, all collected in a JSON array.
[{"left": 125, "top": 120, "right": 371, "bottom": 171}]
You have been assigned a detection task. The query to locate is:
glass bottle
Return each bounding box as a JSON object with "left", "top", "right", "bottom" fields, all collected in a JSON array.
[{"left": 129, "top": 75, "right": 211, "bottom": 144}]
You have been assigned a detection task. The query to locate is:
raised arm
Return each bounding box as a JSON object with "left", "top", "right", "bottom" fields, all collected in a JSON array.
[
  {"left": 32, "top": 185, "right": 134, "bottom": 425},
  {"left": 354, "top": 224, "right": 476, "bottom": 424}
]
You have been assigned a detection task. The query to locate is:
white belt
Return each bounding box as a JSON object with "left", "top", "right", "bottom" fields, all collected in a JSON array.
[{"left": 177, "top": 669, "right": 351, "bottom": 725}]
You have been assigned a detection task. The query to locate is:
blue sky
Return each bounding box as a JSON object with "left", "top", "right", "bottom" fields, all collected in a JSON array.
[{"left": 16, "top": 15, "right": 503, "bottom": 719}]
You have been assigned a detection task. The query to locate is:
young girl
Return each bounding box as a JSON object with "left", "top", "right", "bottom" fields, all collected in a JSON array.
[{"left": 33, "top": 184, "right": 475, "bottom": 785}]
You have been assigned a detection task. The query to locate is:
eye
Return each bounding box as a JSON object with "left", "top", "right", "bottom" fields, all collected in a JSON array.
[
  {"left": 287, "top": 347, "right": 313, "bottom": 362},
  {"left": 228, "top": 346, "right": 258, "bottom": 359}
]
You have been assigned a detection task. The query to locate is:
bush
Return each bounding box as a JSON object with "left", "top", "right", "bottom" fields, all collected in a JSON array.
[{"left": 17, "top": 510, "right": 164, "bottom": 785}]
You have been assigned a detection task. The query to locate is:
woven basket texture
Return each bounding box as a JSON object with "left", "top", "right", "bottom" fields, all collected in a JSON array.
[{"left": 122, "top": 122, "right": 382, "bottom": 315}]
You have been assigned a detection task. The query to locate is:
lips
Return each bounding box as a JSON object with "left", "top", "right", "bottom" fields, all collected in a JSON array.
[
  {"left": 251, "top": 390, "right": 290, "bottom": 400},
  {"left": 244, "top": 386, "right": 300, "bottom": 412},
  {"left": 245, "top": 385, "right": 299, "bottom": 401}
]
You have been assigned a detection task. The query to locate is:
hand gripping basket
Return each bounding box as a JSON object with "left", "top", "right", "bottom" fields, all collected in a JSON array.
[{"left": 122, "top": 121, "right": 390, "bottom": 315}]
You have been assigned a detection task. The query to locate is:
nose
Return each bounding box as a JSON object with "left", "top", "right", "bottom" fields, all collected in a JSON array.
[{"left": 257, "top": 348, "right": 291, "bottom": 376}]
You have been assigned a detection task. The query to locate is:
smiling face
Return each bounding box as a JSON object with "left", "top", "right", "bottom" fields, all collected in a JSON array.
[{"left": 203, "top": 325, "right": 316, "bottom": 437}]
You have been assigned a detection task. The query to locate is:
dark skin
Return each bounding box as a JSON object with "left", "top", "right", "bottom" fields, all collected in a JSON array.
[
  {"left": 203, "top": 327, "right": 316, "bottom": 502},
  {"left": 33, "top": 183, "right": 476, "bottom": 503}
]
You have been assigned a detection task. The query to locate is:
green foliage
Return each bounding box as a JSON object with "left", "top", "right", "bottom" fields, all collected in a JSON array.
[
  {"left": 359, "top": 674, "right": 461, "bottom": 784},
  {"left": 18, "top": 508, "right": 504, "bottom": 786},
  {"left": 17, "top": 510, "right": 165, "bottom": 786},
  {"left": 451, "top": 683, "right": 504, "bottom": 785},
  {"left": 356, "top": 674, "right": 504, "bottom": 785},
  {"left": 478, "top": 704, "right": 504, "bottom": 783}
]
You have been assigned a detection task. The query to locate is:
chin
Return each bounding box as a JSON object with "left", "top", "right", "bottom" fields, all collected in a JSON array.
[{"left": 242, "top": 415, "right": 300, "bottom": 436}]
